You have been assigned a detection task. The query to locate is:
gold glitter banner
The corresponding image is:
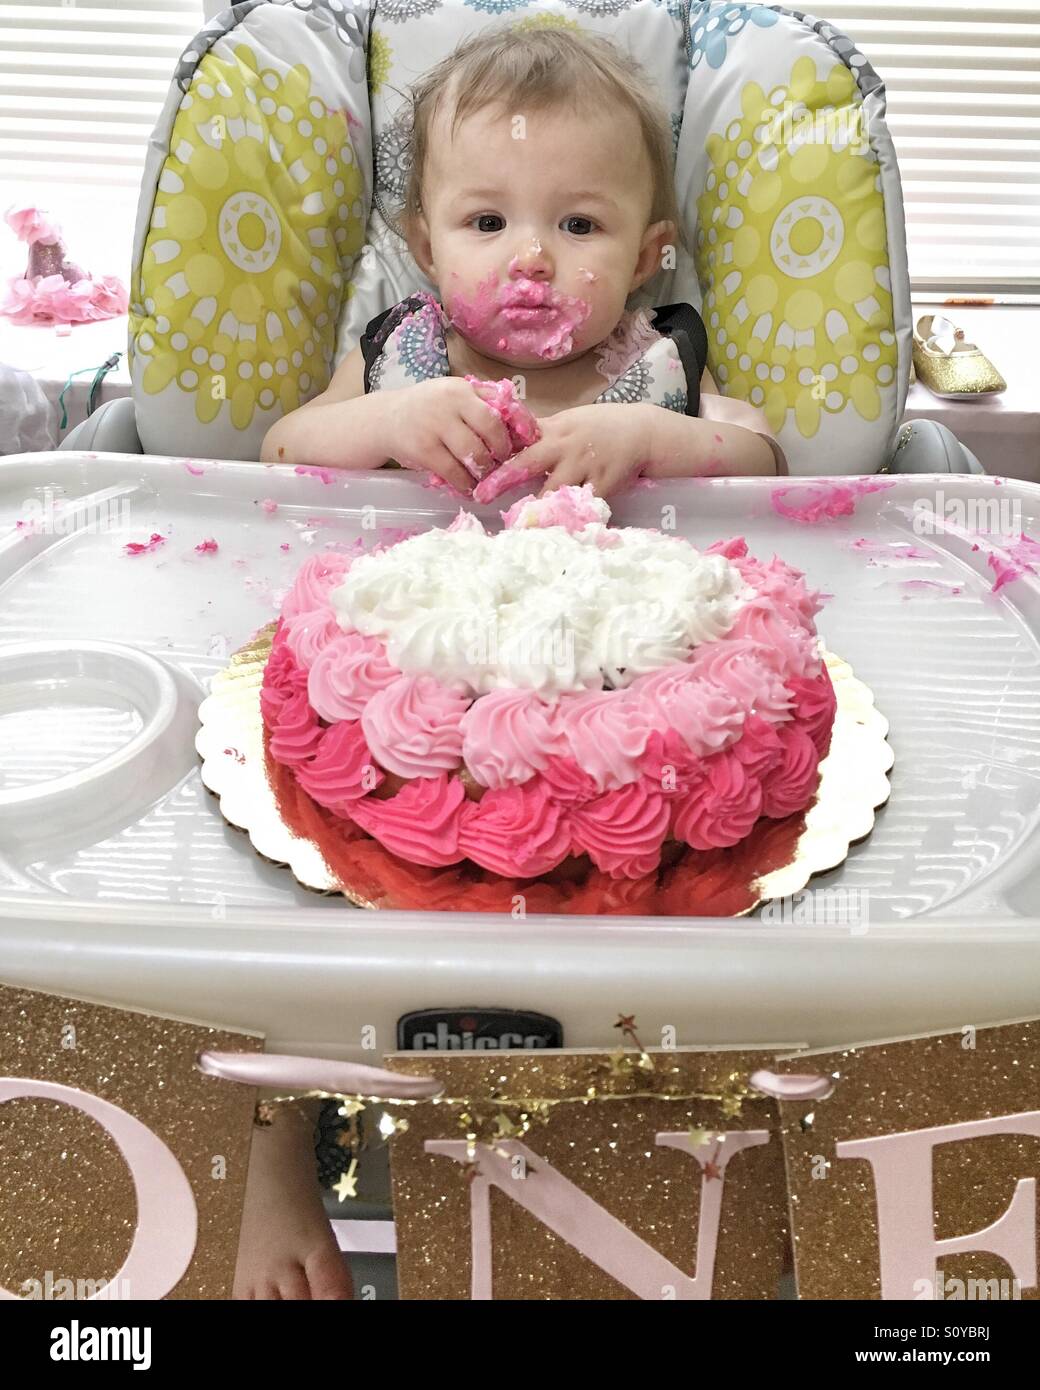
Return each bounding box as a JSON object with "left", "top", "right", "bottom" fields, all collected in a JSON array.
[
  {"left": 776, "top": 1017, "right": 1040, "bottom": 1301},
  {"left": 383, "top": 1049, "right": 791, "bottom": 1300},
  {"left": 0, "top": 983, "right": 262, "bottom": 1301}
]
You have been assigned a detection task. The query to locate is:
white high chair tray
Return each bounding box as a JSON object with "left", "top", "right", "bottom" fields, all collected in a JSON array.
[{"left": 2, "top": 451, "right": 1040, "bottom": 1057}]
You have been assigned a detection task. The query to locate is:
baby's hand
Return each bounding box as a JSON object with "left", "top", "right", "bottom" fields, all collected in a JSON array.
[
  {"left": 385, "top": 378, "right": 514, "bottom": 494},
  {"left": 498, "top": 404, "right": 653, "bottom": 500}
]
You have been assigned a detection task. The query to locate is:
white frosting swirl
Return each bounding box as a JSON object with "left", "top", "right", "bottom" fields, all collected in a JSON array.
[{"left": 328, "top": 504, "right": 751, "bottom": 698}]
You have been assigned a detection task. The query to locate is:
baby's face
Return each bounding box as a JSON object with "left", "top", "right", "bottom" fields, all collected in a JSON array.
[{"left": 411, "top": 100, "right": 672, "bottom": 371}]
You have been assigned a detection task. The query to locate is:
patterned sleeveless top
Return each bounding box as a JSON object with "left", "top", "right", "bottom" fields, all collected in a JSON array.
[{"left": 358, "top": 291, "right": 709, "bottom": 415}]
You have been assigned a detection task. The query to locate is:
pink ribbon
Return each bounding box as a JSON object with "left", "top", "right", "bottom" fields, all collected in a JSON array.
[{"left": 196, "top": 1050, "right": 443, "bottom": 1099}]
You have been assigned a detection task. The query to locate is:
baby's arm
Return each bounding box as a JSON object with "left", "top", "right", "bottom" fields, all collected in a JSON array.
[
  {"left": 259, "top": 345, "right": 397, "bottom": 470},
  {"left": 259, "top": 347, "right": 513, "bottom": 494},
  {"left": 641, "top": 368, "right": 786, "bottom": 481}
]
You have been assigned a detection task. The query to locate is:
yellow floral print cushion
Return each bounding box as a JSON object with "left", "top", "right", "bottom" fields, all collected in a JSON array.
[
  {"left": 676, "top": 12, "right": 911, "bottom": 477},
  {"left": 130, "top": 3, "right": 370, "bottom": 460}
]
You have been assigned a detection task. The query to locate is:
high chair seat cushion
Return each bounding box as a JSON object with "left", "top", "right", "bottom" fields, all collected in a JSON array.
[{"left": 128, "top": 0, "right": 373, "bottom": 460}]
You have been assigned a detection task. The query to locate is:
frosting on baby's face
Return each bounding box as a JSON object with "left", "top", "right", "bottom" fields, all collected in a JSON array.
[{"left": 411, "top": 101, "right": 672, "bottom": 372}]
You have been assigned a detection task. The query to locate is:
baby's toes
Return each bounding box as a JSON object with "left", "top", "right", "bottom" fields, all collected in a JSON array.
[{"left": 305, "top": 1246, "right": 354, "bottom": 1301}]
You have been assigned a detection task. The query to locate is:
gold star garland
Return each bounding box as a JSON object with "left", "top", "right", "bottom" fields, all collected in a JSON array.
[{"left": 251, "top": 1014, "right": 753, "bottom": 1157}]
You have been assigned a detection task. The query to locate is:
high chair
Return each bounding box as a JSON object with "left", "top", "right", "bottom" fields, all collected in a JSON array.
[
  {"left": 29, "top": 0, "right": 1019, "bottom": 1302},
  {"left": 61, "top": 0, "right": 983, "bottom": 476}
]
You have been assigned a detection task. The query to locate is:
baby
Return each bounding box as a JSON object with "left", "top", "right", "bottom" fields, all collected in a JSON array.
[
  {"left": 260, "top": 28, "right": 786, "bottom": 496},
  {"left": 240, "top": 26, "right": 785, "bottom": 1302}
]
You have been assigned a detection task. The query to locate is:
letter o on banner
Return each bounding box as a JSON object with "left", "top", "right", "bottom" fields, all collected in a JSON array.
[{"left": 0, "top": 1078, "right": 198, "bottom": 1300}]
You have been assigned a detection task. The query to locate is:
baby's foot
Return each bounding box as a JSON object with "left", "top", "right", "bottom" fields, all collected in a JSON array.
[{"left": 233, "top": 1101, "right": 353, "bottom": 1300}]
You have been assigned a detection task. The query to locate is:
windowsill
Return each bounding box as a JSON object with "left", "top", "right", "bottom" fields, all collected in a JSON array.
[
  {"left": 903, "top": 301, "right": 1039, "bottom": 482},
  {"left": 0, "top": 312, "right": 130, "bottom": 449}
]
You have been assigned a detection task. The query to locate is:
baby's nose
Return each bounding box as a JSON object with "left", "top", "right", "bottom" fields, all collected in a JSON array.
[{"left": 508, "top": 239, "right": 552, "bottom": 280}]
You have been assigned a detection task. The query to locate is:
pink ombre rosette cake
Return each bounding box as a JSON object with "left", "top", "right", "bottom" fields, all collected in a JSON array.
[{"left": 260, "top": 485, "right": 837, "bottom": 915}]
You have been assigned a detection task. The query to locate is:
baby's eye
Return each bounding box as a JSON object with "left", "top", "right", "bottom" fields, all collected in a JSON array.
[
  {"left": 562, "top": 216, "right": 595, "bottom": 236},
  {"left": 472, "top": 214, "right": 504, "bottom": 233}
]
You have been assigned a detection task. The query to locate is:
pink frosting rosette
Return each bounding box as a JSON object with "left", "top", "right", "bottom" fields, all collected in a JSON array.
[
  {"left": 360, "top": 673, "right": 470, "bottom": 779},
  {"left": 759, "top": 725, "right": 821, "bottom": 818},
  {"left": 295, "top": 719, "right": 383, "bottom": 812},
  {"left": 685, "top": 635, "right": 791, "bottom": 723},
  {"left": 672, "top": 750, "right": 764, "bottom": 851},
  {"left": 267, "top": 687, "right": 324, "bottom": 769},
  {"left": 283, "top": 606, "right": 343, "bottom": 668},
  {"left": 281, "top": 551, "right": 353, "bottom": 621},
  {"left": 638, "top": 728, "right": 703, "bottom": 798},
  {"left": 570, "top": 781, "right": 670, "bottom": 879},
  {"left": 307, "top": 631, "right": 401, "bottom": 722},
  {"left": 460, "top": 687, "right": 566, "bottom": 788},
  {"left": 536, "top": 755, "right": 601, "bottom": 805},
  {"left": 787, "top": 670, "right": 837, "bottom": 758},
  {"left": 260, "top": 623, "right": 309, "bottom": 727},
  {"left": 349, "top": 774, "right": 467, "bottom": 867},
  {"left": 729, "top": 713, "right": 784, "bottom": 782},
  {"left": 732, "top": 553, "right": 823, "bottom": 630},
  {"left": 727, "top": 595, "right": 820, "bottom": 680},
  {"left": 555, "top": 689, "right": 655, "bottom": 792},
  {"left": 458, "top": 779, "right": 572, "bottom": 877},
  {"left": 628, "top": 664, "right": 746, "bottom": 758}
]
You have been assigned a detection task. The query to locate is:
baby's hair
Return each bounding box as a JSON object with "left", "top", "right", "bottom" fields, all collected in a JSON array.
[{"left": 399, "top": 26, "right": 685, "bottom": 252}]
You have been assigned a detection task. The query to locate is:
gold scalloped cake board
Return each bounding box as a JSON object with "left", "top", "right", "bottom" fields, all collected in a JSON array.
[{"left": 195, "top": 623, "right": 893, "bottom": 917}]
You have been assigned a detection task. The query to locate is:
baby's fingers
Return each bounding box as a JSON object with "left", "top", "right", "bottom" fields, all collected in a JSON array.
[
  {"left": 472, "top": 442, "right": 556, "bottom": 504},
  {"left": 462, "top": 392, "right": 513, "bottom": 464},
  {"left": 539, "top": 458, "right": 592, "bottom": 497}
]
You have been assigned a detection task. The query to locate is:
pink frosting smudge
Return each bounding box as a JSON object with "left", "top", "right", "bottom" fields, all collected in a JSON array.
[
  {"left": 501, "top": 482, "right": 603, "bottom": 533},
  {"left": 195, "top": 537, "right": 218, "bottom": 554},
  {"left": 988, "top": 533, "right": 1040, "bottom": 593},
  {"left": 447, "top": 269, "right": 591, "bottom": 363},
  {"left": 899, "top": 579, "right": 963, "bottom": 598},
  {"left": 294, "top": 465, "right": 337, "bottom": 484},
  {"left": 259, "top": 498, "right": 279, "bottom": 514},
  {"left": 771, "top": 477, "right": 895, "bottom": 524},
  {"left": 182, "top": 461, "right": 206, "bottom": 476},
  {"left": 124, "top": 532, "right": 166, "bottom": 556}
]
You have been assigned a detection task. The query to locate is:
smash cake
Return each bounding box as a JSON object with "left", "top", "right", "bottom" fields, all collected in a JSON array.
[{"left": 259, "top": 485, "right": 837, "bottom": 915}]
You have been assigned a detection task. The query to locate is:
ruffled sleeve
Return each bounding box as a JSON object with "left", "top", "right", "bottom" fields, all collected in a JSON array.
[{"left": 697, "top": 392, "right": 789, "bottom": 476}]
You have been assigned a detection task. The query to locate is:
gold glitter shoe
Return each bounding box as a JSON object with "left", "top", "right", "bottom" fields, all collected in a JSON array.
[{"left": 912, "top": 314, "right": 1006, "bottom": 401}]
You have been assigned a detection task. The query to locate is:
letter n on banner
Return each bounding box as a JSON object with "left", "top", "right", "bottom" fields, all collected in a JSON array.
[
  {"left": 383, "top": 1048, "right": 794, "bottom": 1299},
  {"left": 774, "top": 1016, "right": 1040, "bottom": 1300}
]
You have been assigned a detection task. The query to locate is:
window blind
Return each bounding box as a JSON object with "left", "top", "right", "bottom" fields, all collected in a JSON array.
[
  {"left": 0, "top": 0, "right": 202, "bottom": 193},
  {"left": 816, "top": 1, "right": 1040, "bottom": 294}
]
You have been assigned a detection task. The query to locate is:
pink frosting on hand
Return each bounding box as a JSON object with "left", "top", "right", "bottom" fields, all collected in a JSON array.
[
  {"left": 360, "top": 673, "right": 470, "bottom": 779},
  {"left": 555, "top": 689, "right": 655, "bottom": 792},
  {"left": 627, "top": 665, "right": 746, "bottom": 757},
  {"left": 472, "top": 459, "right": 539, "bottom": 505},
  {"left": 685, "top": 636, "right": 793, "bottom": 723},
  {"left": 296, "top": 719, "right": 383, "bottom": 811},
  {"left": 760, "top": 725, "right": 821, "bottom": 818},
  {"left": 267, "top": 688, "right": 324, "bottom": 769},
  {"left": 672, "top": 751, "right": 764, "bottom": 850},
  {"left": 307, "top": 630, "right": 401, "bottom": 722},
  {"left": 570, "top": 781, "right": 670, "bottom": 879},
  {"left": 349, "top": 774, "right": 467, "bottom": 867},
  {"left": 465, "top": 376, "right": 541, "bottom": 453},
  {"left": 280, "top": 551, "right": 353, "bottom": 621},
  {"left": 787, "top": 670, "right": 837, "bottom": 758},
  {"left": 459, "top": 687, "right": 565, "bottom": 788},
  {"left": 458, "top": 779, "right": 571, "bottom": 877}
]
